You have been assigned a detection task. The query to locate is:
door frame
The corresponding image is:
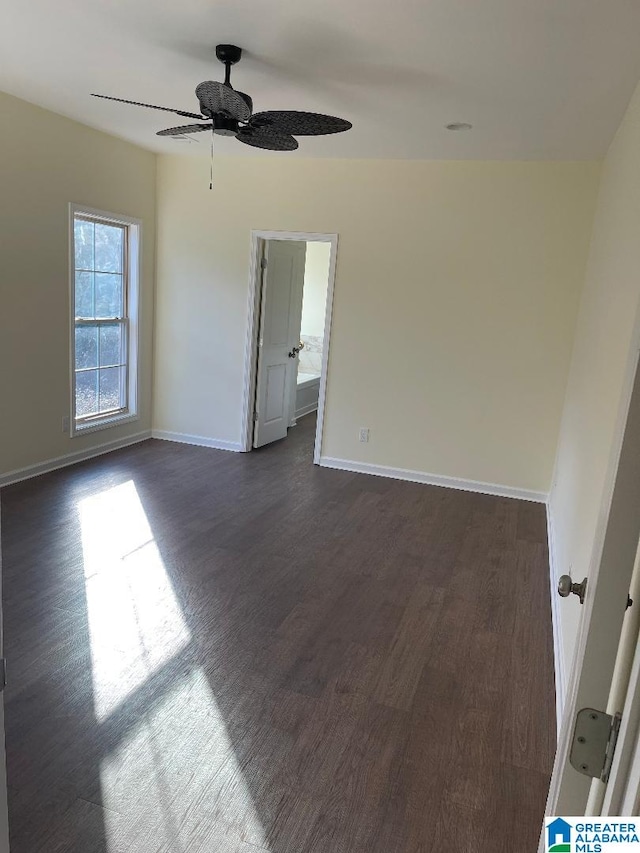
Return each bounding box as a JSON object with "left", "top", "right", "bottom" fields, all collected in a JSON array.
[
  {"left": 0, "top": 515, "right": 10, "bottom": 853},
  {"left": 240, "top": 230, "right": 339, "bottom": 461},
  {"left": 544, "top": 330, "right": 640, "bottom": 826}
]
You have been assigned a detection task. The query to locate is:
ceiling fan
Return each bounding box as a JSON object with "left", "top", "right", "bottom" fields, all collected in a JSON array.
[{"left": 92, "top": 44, "right": 352, "bottom": 153}]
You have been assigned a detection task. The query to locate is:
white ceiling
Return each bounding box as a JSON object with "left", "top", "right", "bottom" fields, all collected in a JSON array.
[{"left": 3, "top": 0, "right": 640, "bottom": 160}]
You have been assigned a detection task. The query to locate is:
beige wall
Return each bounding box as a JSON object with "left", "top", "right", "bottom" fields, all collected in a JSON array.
[
  {"left": 550, "top": 80, "right": 640, "bottom": 684},
  {"left": 301, "top": 242, "right": 331, "bottom": 339},
  {"left": 0, "top": 91, "right": 156, "bottom": 478},
  {"left": 0, "top": 83, "right": 602, "bottom": 505},
  {"left": 154, "top": 155, "right": 599, "bottom": 493}
]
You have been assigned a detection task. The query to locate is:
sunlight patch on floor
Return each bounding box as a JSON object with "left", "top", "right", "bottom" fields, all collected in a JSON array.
[
  {"left": 98, "top": 666, "right": 269, "bottom": 851},
  {"left": 79, "top": 480, "right": 191, "bottom": 721},
  {"left": 79, "top": 480, "right": 268, "bottom": 851}
]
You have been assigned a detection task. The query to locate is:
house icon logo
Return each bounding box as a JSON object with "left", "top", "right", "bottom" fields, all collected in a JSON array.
[{"left": 547, "top": 818, "right": 572, "bottom": 852}]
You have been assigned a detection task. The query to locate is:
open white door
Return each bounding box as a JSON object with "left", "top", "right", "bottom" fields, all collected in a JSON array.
[
  {"left": 600, "top": 556, "right": 640, "bottom": 814},
  {"left": 545, "top": 349, "right": 640, "bottom": 828},
  {"left": 0, "top": 517, "right": 10, "bottom": 853},
  {"left": 253, "top": 239, "right": 306, "bottom": 449}
]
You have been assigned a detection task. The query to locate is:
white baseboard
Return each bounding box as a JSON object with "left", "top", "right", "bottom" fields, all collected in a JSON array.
[
  {"left": 295, "top": 403, "right": 318, "bottom": 419},
  {"left": 546, "top": 501, "right": 566, "bottom": 734},
  {"left": 0, "top": 430, "right": 152, "bottom": 488},
  {"left": 151, "top": 429, "right": 242, "bottom": 453},
  {"left": 318, "top": 456, "right": 547, "bottom": 503}
]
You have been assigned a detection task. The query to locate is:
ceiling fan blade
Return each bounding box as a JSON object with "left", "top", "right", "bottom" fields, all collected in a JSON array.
[
  {"left": 249, "top": 111, "right": 352, "bottom": 136},
  {"left": 157, "top": 124, "right": 213, "bottom": 137},
  {"left": 91, "top": 93, "right": 203, "bottom": 120},
  {"left": 195, "top": 82, "right": 252, "bottom": 123},
  {"left": 236, "top": 126, "right": 298, "bottom": 151}
]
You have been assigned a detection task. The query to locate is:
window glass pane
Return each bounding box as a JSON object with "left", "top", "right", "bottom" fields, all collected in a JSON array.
[
  {"left": 99, "top": 367, "right": 122, "bottom": 412},
  {"left": 72, "top": 213, "right": 133, "bottom": 426},
  {"left": 99, "top": 325, "right": 123, "bottom": 367},
  {"left": 75, "top": 272, "right": 94, "bottom": 318},
  {"left": 74, "top": 219, "right": 94, "bottom": 270},
  {"left": 94, "top": 223, "right": 123, "bottom": 273},
  {"left": 75, "top": 326, "right": 98, "bottom": 369},
  {"left": 76, "top": 369, "right": 98, "bottom": 417},
  {"left": 95, "top": 273, "right": 123, "bottom": 318}
]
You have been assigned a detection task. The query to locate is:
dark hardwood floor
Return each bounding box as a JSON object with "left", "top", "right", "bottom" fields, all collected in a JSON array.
[{"left": 0, "top": 414, "right": 556, "bottom": 852}]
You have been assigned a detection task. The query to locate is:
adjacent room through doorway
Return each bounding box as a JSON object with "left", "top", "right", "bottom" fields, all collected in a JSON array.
[
  {"left": 295, "top": 242, "right": 331, "bottom": 426},
  {"left": 241, "top": 231, "right": 337, "bottom": 460}
]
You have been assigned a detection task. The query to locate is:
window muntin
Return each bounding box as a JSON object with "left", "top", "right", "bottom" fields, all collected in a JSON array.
[{"left": 71, "top": 210, "right": 138, "bottom": 432}]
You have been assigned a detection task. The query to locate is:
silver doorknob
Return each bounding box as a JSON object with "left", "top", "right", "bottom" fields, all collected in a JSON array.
[{"left": 558, "top": 574, "right": 587, "bottom": 604}]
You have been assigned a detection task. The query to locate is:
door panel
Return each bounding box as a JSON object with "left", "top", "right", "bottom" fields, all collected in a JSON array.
[
  {"left": 254, "top": 240, "right": 307, "bottom": 448},
  {"left": 268, "top": 278, "right": 292, "bottom": 346},
  {"left": 545, "top": 350, "right": 640, "bottom": 825},
  {"left": 265, "top": 365, "right": 287, "bottom": 423}
]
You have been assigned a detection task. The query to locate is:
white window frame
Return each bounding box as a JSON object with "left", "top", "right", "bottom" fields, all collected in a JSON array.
[{"left": 69, "top": 203, "right": 141, "bottom": 436}]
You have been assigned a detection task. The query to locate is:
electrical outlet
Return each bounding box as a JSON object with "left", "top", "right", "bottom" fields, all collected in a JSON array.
[
  {"left": 62, "top": 415, "right": 70, "bottom": 433},
  {"left": 358, "top": 427, "right": 369, "bottom": 443}
]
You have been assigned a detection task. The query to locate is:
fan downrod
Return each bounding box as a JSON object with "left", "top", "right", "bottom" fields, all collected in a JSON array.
[{"left": 215, "top": 44, "right": 242, "bottom": 66}]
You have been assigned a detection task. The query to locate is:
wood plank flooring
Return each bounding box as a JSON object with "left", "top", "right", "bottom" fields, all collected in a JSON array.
[{"left": 0, "top": 414, "right": 556, "bottom": 852}]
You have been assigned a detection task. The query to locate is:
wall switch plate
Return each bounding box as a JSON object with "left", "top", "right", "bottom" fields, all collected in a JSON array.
[
  {"left": 358, "top": 427, "right": 369, "bottom": 443},
  {"left": 62, "top": 415, "right": 70, "bottom": 433}
]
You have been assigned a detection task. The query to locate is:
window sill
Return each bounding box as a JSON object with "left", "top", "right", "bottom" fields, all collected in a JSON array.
[{"left": 72, "top": 412, "right": 139, "bottom": 437}]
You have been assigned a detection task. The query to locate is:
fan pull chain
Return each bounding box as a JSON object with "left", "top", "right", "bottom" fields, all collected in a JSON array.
[{"left": 209, "top": 126, "right": 215, "bottom": 190}]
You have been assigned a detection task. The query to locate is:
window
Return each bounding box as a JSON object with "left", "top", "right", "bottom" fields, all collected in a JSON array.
[{"left": 70, "top": 206, "right": 140, "bottom": 434}]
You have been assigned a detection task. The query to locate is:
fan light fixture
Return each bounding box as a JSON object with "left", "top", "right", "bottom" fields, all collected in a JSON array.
[{"left": 91, "top": 44, "right": 352, "bottom": 189}]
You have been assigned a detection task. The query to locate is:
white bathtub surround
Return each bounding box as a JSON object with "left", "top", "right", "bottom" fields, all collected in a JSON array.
[
  {"left": 298, "top": 334, "right": 324, "bottom": 375},
  {"left": 295, "top": 371, "right": 321, "bottom": 418},
  {"left": 297, "top": 372, "right": 320, "bottom": 388},
  {"left": 296, "top": 336, "right": 323, "bottom": 418}
]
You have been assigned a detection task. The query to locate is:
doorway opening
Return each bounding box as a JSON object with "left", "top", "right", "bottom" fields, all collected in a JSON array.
[{"left": 240, "top": 231, "right": 338, "bottom": 460}]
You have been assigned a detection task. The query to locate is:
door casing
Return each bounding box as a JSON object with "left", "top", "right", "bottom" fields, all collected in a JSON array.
[
  {"left": 240, "top": 230, "right": 338, "bottom": 460},
  {"left": 0, "top": 515, "right": 10, "bottom": 852}
]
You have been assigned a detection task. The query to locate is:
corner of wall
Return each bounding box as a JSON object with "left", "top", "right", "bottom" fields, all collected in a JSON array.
[
  {"left": 150, "top": 150, "right": 161, "bottom": 435},
  {"left": 546, "top": 493, "right": 566, "bottom": 734}
]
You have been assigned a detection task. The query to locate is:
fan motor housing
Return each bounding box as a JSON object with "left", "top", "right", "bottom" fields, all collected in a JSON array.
[
  {"left": 214, "top": 115, "right": 239, "bottom": 136},
  {"left": 216, "top": 44, "right": 242, "bottom": 65}
]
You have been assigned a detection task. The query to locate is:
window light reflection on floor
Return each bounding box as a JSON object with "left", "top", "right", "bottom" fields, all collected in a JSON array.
[
  {"left": 79, "top": 480, "right": 191, "bottom": 721},
  {"left": 78, "top": 480, "right": 267, "bottom": 850},
  {"left": 98, "top": 665, "right": 268, "bottom": 850}
]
